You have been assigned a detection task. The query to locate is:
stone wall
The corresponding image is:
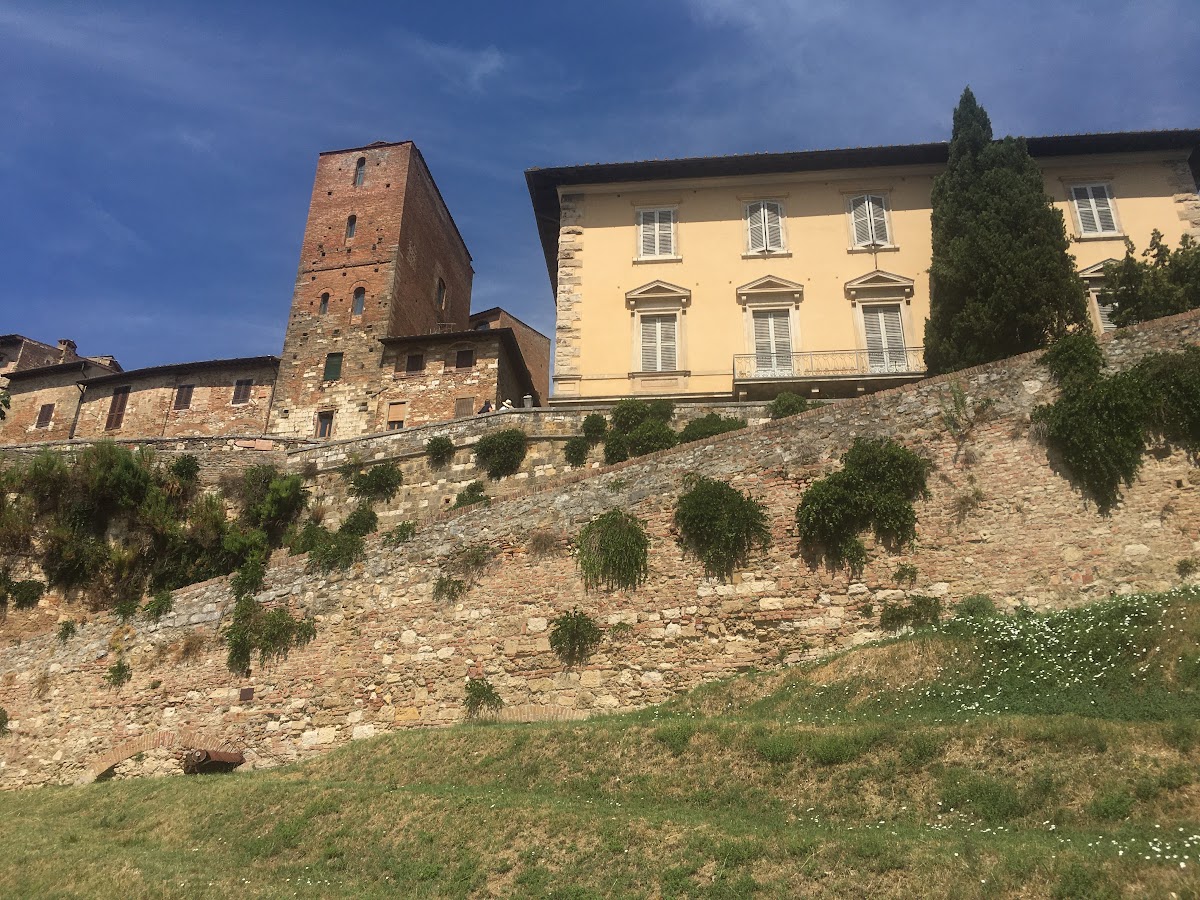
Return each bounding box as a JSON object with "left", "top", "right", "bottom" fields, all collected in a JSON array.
[
  {"left": 1, "top": 309, "right": 1198, "bottom": 788},
  {"left": 291, "top": 401, "right": 774, "bottom": 527}
]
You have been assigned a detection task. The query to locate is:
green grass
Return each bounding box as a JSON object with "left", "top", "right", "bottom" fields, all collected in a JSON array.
[{"left": 1, "top": 588, "right": 1199, "bottom": 898}]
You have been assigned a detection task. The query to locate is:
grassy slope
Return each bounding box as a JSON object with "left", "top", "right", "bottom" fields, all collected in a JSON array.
[{"left": 2, "top": 589, "right": 1199, "bottom": 899}]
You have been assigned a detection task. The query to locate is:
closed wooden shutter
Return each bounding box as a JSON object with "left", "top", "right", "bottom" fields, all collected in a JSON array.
[
  {"left": 640, "top": 314, "right": 677, "bottom": 372},
  {"left": 850, "top": 195, "right": 888, "bottom": 246},
  {"left": 173, "top": 385, "right": 194, "bottom": 410},
  {"left": 35, "top": 403, "right": 54, "bottom": 428},
  {"left": 747, "top": 202, "right": 784, "bottom": 252},
  {"left": 387, "top": 402, "right": 407, "bottom": 430},
  {"left": 105, "top": 387, "right": 130, "bottom": 431},
  {"left": 323, "top": 354, "right": 343, "bottom": 381},
  {"left": 639, "top": 209, "right": 674, "bottom": 256},
  {"left": 863, "top": 305, "right": 907, "bottom": 373},
  {"left": 232, "top": 379, "right": 253, "bottom": 404},
  {"left": 752, "top": 310, "right": 792, "bottom": 375},
  {"left": 454, "top": 397, "right": 475, "bottom": 418},
  {"left": 1072, "top": 185, "right": 1117, "bottom": 234}
]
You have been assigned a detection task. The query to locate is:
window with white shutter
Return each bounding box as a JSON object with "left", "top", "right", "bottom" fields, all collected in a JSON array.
[
  {"left": 637, "top": 209, "right": 676, "bottom": 258},
  {"left": 752, "top": 309, "right": 793, "bottom": 376},
  {"left": 862, "top": 304, "right": 907, "bottom": 373},
  {"left": 640, "top": 314, "right": 678, "bottom": 372},
  {"left": 848, "top": 194, "right": 890, "bottom": 248},
  {"left": 746, "top": 201, "right": 785, "bottom": 253},
  {"left": 1070, "top": 184, "right": 1119, "bottom": 235}
]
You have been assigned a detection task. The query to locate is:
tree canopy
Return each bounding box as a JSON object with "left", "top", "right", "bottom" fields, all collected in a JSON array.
[
  {"left": 924, "top": 88, "right": 1090, "bottom": 375},
  {"left": 1103, "top": 231, "right": 1200, "bottom": 328}
]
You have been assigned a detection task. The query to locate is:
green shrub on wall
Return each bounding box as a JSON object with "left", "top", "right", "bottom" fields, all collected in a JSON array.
[
  {"left": 577, "top": 509, "right": 649, "bottom": 592},
  {"left": 768, "top": 392, "right": 811, "bottom": 419},
  {"left": 677, "top": 414, "right": 746, "bottom": 445},
  {"left": 563, "top": 435, "right": 590, "bottom": 468},
  {"left": 795, "top": 437, "right": 931, "bottom": 571},
  {"left": 0, "top": 706, "right": 8, "bottom": 736},
  {"left": 425, "top": 436, "right": 455, "bottom": 468},
  {"left": 880, "top": 595, "right": 942, "bottom": 631},
  {"left": 549, "top": 608, "right": 603, "bottom": 668},
  {"left": 104, "top": 654, "right": 132, "bottom": 690},
  {"left": 581, "top": 413, "right": 608, "bottom": 443},
  {"left": 474, "top": 428, "right": 528, "bottom": 479},
  {"left": 339, "top": 502, "right": 379, "bottom": 538},
  {"left": 348, "top": 462, "right": 403, "bottom": 503},
  {"left": 464, "top": 677, "right": 503, "bottom": 718},
  {"left": 382, "top": 521, "right": 416, "bottom": 546},
  {"left": 452, "top": 481, "right": 489, "bottom": 509},
  {"left": 625, "top": 420, "right": 677, "bottom": 457},
  {"left": 674, "top": 476, "right": 771, "bottom": 581},
  {"left": 602, "top": 432, "right": 629, "bottom": 465}
]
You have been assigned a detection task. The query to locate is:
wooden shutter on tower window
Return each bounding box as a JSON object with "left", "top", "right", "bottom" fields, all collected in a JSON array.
[
  {"left": 35, "top": 404, "right": 54, "bottom": 428},
  {"left": 105, "top": 387, "right": 130, "bottom": 430},
  {"left": 174, "top": 384, "right": 194, "bottom": 410},
  {"left": 863, "top": 305, "right": 907, "bottom": 373},
  {"left": 752, "top": 310, "right": 792, "bottom": 375},
  {"left": 640, "top": 314, "right": 677, "bottom": 372}
]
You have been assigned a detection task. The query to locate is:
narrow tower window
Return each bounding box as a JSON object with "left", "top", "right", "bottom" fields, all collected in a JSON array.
[
  {"left": 352, "top": 287, "right": 366, "bottom": 315},
  {"left": 345, "top": 215, "right": 357, "bottom": 240},
  {"left": 318, "top": 292, "right": 329, "bottom": 315},
  {"left": 436, "top": 278, "right": 447, "bottom": 310},
  {"left": 353, "top": 157, "right": 365, "bottom": 187}
]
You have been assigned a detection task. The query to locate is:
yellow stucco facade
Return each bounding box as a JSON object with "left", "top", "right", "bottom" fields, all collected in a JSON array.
[{"left": 528, "top": 135, "right": 1200, "bottom": 402}]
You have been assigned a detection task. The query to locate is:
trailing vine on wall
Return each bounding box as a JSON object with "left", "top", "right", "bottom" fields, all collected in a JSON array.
[
  {"left": 673, "top": 475, "right": 771, "bottom": 581},
  {"left": 576, "top": 509, "right": 649, "bottom": 592},
  {"left": 1032, "top": 335, "right": 1200, "bottom": 512},
  {"left": 549, "top": 608, "right": 603, "bottom": 668},
  {"left": 795, "top": 437, "right": 931, "bottom": 571}
]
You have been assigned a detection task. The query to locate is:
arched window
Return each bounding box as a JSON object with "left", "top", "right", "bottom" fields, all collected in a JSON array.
[
  {"left": 353, "top": 157, "right": 366, "bottom": 187},
  {"left": 318, "top": 292, "right": 329, "bottom": 315},
  {"left": 345, "top": 215, "right": 356, "bottom": 240},
  {"left": 436, "top": 277, "right": 447, "bottom": 310},
  {"left": 352, "top": 287, "right": 366, "bottom": 315}
]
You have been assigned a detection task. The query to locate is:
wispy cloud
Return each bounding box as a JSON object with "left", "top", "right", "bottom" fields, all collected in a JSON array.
[{"left": 391, "top": 30, "right": 509, "bottom": 93}]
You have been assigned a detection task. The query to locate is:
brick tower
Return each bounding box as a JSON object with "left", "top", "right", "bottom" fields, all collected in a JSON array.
[{"left": 268, "top": 141, "right": 473, "bottom": 438}]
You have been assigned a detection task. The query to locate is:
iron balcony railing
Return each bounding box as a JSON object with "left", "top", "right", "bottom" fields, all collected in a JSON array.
[{"left": 733, "top": 347, "right": 926, "bottom": 380}]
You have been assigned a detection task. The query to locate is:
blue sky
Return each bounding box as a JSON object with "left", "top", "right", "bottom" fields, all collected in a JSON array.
[{"left": 2, "top": 0, "right": 1196, "bottom": 370}]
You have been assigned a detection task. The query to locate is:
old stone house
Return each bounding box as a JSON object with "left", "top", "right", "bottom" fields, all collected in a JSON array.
[
  {"left": 0, "top": 141, "right": 548, "bottom": 447},
  {"left": 527, "top": 130, "right": 1200, "bottom": 403}
]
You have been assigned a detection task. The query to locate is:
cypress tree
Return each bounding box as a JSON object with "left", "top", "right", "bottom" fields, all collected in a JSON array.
[{"left": 924, "top": 88, "right": 1090, "bottom": 375}]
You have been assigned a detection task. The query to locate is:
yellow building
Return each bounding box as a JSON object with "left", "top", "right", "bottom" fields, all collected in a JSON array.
[{"left": 527, "top": 131, "right": 1200, "bottom": 402}]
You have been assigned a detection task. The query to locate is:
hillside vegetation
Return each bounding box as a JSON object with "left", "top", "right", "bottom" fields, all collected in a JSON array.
[{"left": 1, "top": 587, "right": 1198, "bottom": 899}]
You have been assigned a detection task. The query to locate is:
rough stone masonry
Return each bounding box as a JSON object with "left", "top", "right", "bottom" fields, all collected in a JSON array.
[{"left": 0, "top": 309, "right": 1198, "bottom": 788}]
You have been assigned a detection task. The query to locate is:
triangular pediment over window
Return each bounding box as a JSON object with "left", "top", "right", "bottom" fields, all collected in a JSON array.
[
  {"left": 1079, "top": 259, "right": 1119, "bottom": 283},
  {"left": 625, "top": 280, "right": 691, "bottom": 309},
  {"left": 844, "top": 269, "right": 915, "bottom": 304},
  {"left": 736, "top": 275, "right": 804, "bottom": 306}
]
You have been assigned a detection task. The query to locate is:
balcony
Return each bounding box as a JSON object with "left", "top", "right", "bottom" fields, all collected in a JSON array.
[{"left": 732, "top": 347, "right": 926, "bottom": 399}]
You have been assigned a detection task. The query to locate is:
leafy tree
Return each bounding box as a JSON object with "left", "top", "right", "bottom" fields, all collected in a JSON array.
[
  {"left": 924, "top": 88, "right": 1089, "bottom": 375},
  {"left": 0, "top": 390, "right": 8, "bottom": 421},
  {"left": 1104, "top": 231, "right": 1200, "bottom": 327}
]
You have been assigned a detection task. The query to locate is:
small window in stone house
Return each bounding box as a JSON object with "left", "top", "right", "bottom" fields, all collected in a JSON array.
[
  {"left": 345, "top": 215, "right": 357, "bottom": 240},
  {"left": 455, "top": 348, "right": 475, "bottom": 369},
  {"left": 404, "top": 353, "right": 425, "bottom": 374},
  {"left": 352, "top": 287, "right": 366, "bottom": 316},
  {"left": 353, "top": 157, "right": 366, "bottom": 187},
  {"left": 35, "top": 403, "right": 54, "bottom": 428},
  {"left": 105, "top": 387, "right": 130, "bottom": 430},
  {"left": 454, "top": 397, "right": 475, "bottom": 418},
  {"left": 387, "top": 401, "right": 407, "bottom": 431},
  {"left": 232, "top": 379, "right": 253, "bottom": 405},
  {"left": 437, "top": 278, "right": 447, "bottom": 310},
  {"left": 316, "top": 410, "right": 335, "bottom": 438},
  {"left": 318, "top": 292, "right": 329, "bottom": 315},
  {"left": 323, "top": 353, "right": 343, "bottom": 381},
  {"left": 174, "top": 384, "right": 194, "bottom": 410}
]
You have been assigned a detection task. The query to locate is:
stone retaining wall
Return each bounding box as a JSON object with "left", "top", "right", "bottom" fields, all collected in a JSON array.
[{"left": 1, "top": 310, "right": 1198, "bottom": 788}]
